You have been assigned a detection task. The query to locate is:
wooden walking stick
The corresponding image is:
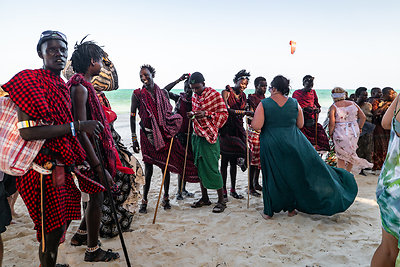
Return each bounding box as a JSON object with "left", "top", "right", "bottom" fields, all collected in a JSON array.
[
  {"left": 314, "top": 112, "right": 318, "bottom": 149},
  {"left": 40, "top": 173, "right": 46, "bottom": 253},
  {"left": 153, "top": 137, "right": 174, "bottom": 224},
  {"left": 245, "top": 117, "right": 250, "bottom": 209},
  {"left": 93, "top": 138, "right": 131, "bottom": 267},
  {"left": 180, "top": 120, "right": 192, "bottom": 194}
]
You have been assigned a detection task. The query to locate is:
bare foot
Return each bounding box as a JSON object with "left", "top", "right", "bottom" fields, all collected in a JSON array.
[
  {"left": 288, "top": 210, "right": 298, "bottom": 217},
  {"left": 260, "top": 211, "right": 272, "bottom": 220}
]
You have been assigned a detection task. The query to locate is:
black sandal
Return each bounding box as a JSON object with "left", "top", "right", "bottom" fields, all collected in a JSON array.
[
  {"left": 249, "top": 189, "right": 261, "bottom": 197},
  {"left": 70, "top": 232, "right": 87, "bottom": 246},
  {"left": 230, "top": 191, "right": 244, "bottom": 199},
  {"left": 176, "top": 192, "right": 184, "bottom": 200},
  {"left": 56, "top": 264, "right": 70, "bottom": 267},
  {"left": 191, "top": 198, "right": 212, "bottom": 208},
  {"left": 84, "top": 248, "right": 120, "bottom": 262},
  {"left": 182, "top": 189, "right": 194, "bottom": 198},
  {"left": 212, "top": 202, "right": 226, "bottom": 213},
  {"left": 71, "top": 232, "right": 102, "bottom": 247},
  {"left": 139, "top": 200, "right": 147, "bottom": 214},
  {"left": 161, "top": 197, "right": 171, "bottom": 210}
]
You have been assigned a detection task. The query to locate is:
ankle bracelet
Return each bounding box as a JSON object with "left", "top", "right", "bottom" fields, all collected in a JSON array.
[{"left": 86, "top": 245, "right": 100, "bottom": 253}]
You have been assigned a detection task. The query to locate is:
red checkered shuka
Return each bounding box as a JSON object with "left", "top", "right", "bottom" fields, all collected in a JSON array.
[
  {"left": 2, "top": 69, "right": 104, "bottom": 241},
  {"left": 192, "top": 87, "right": 228, "bottom": 144}
]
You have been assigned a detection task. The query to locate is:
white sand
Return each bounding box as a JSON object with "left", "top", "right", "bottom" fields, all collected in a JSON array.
[{"left": 2, "top": 119, "right": 382, "bottom": 266}]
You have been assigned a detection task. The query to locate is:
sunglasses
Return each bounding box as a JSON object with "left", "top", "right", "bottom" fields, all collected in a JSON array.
[{"left": 40, "top": 31, "right": 67, "bottom": 42}]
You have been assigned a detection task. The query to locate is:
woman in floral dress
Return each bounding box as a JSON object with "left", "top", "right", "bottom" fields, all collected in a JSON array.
[{"left": 328, "top": 87, "right": 373, "bottom": 173}]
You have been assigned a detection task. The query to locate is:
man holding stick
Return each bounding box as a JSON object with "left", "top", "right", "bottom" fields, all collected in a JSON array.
[{"left": 188, "top": 72, "right": 228, "bottom": 213}]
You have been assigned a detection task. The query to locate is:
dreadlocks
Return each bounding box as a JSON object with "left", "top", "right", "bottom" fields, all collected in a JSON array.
[
  {"left": 140, "top": 64, "right": 156, "bottom": 77},
  {"left": 233, "top": 69, "right": 251, "bottom": 83},
  {"left": 70, "top": 35, "right": 104, "bottom": 74}
]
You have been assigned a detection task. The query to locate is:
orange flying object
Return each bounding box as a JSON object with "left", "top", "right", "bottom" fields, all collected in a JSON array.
[{"left": 289, "top": 41, "right": 296, "bottom": 54}]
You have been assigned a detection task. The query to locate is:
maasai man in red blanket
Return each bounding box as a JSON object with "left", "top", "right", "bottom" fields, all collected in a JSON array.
[
  {"left": 247, "top": 76, "right": 266, "bottom": 197},
  {"left": 292, "top": 75, "right": 330, "bottom": 151},
  {"left": 67, "top": 39, "right": 120, "bottom": 262},
  {"left": 188, "top": 72, "right": 229, "bottom": 213},
  {"left": 164, "top": 74, "right": 200, "bottom": 200},
  {"left": 130, "top": 65, "right": 183, "bottom": 214},
  {"left": 2, "top": 31, "right": 104, "bottom": 267},
  {"left": 220, "top": 69, "right": 253, "bottom": 201}
]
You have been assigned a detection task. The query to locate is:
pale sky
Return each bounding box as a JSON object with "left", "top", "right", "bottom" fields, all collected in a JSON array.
[{"left": 1, "top": 0, "right": 399, "bottom": 90}]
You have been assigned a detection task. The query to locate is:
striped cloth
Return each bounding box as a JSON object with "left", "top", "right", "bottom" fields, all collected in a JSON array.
[
  {"left": 248, "top": 127, "right": 261, "bottom": 168},
  {"left": 0, "top": 97, "right": 45, "bottom": 176},
  {"left": 192, "top": 87, "right": 228, "bottom": 144}
]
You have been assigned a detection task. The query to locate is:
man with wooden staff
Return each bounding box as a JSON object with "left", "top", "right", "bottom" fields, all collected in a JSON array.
[{"left": 188, "top": 72, "right": 228, "bottom": 213}]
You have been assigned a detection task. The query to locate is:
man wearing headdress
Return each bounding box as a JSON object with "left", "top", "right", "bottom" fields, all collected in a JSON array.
[
  {"left": 292, "top": 75, "right": 330, "bottom": 151},
  {"left": 219, "top": 69, "right": 253, "bottom": 200}
]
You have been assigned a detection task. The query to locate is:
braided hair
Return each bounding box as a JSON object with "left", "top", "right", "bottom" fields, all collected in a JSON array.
[
  {"left": 140, "top": 64, "right": 156, "bottom": 77},
  {"left": 233, "top": 69, "right": 251, "bottom": 83},
  {"left": 70, "top": 35, "right": 104, "bottom": 74}
]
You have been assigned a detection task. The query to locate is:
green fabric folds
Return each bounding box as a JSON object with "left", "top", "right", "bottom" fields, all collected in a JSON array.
[{"left": 192, "top": 135, "right": 223, "bottom": 190}]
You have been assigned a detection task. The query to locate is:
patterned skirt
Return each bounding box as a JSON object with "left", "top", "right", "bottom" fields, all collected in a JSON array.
[
  {"left": 100, "top": 126, "right": 145, "bottom": 238},
  {"left": 248, "top": 128, "right": 261, "bottom": 168}
]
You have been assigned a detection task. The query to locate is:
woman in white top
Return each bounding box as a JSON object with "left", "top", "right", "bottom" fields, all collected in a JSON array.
[{"left": 328, "top": 87, "right": 373, "bottom": 173}]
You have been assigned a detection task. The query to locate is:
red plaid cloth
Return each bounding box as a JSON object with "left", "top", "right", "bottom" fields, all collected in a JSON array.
[
  {"left": 2, "top": 69, "right": 104, "bottom": 241},
  {"left": 134, "top": 85, "right": 182, "bottom": 151},
  {"left": 192, "top": 87, "right": 228, "bottom": 144}
]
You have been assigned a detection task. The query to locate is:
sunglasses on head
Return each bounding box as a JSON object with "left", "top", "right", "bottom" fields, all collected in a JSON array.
[{"left": 40, "top": 31, "right": 67, "bottom": 42}]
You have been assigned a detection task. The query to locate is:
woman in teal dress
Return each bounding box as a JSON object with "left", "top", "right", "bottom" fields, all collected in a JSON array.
[
  {"left": 371, "top": 94, "right": 400, "bottom": 267},
  {"left": 251, "top": 75, "right": 358, "bottom": 219}
]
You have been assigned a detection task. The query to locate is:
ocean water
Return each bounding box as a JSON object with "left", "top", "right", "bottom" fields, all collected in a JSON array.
[{"left": 104, "top": 88, "right": 356, "bottom": 123}]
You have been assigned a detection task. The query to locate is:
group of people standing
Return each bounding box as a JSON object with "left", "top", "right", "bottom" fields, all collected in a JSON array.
[{"left": 0, "top": 29, "right": 398, "bottom": 266}]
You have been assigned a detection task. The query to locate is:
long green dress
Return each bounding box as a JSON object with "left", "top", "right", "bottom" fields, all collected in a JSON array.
[{"left": 260, "top": 97, "right": 358, "bottom": 217}]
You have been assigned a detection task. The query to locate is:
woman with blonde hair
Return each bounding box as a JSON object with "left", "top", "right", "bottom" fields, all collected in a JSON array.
[{"left": 328, "top": 87, "right": 373, "bottom": 173}]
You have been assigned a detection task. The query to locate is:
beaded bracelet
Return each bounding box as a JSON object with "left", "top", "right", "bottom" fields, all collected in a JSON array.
[
  {"left": 70, "top": 122, "right": 76, "bottom": 136},
  {"left": 132, "top": 134, "right": 138, "bottom": 142},
  {"left": 234, "top": 110, "right": 245, "bottom": 115}
]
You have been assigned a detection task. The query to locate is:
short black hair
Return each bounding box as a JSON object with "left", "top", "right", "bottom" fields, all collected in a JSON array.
[
  {"left": 233, "top": 69, "right": 250, "bottom": 83},
  {"left": 70, "top": 36, "right": 104, "bottom": 74},
  {"left": 382, "top": 87, "right": 394, "bottom": 96},
  {"left": 254, "top": 76, "right": 266, "bottom": 88},
  {"left": 189, "top": 72, "right": 205, "bottom": 84},
  {"left": 271, "top": 75, "right": 290, "bottom": 96},
  {"left": 371, "top": 87, "right": 381, "bottom": 93},
  {"left": 303, "top": 75, "right": 314, "bottom": 82},
  {"left": 140, "top": 64, "right": 156, "bottom": 77},
  {"left": 355, "top": 87, "right": 367, "bottom": 97}
]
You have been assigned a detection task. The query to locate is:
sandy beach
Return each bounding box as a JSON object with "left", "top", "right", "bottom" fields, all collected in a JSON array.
[{"left": 2, "top": 116, "right": 382, "bottom": 267}]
